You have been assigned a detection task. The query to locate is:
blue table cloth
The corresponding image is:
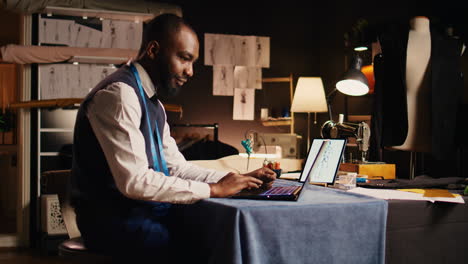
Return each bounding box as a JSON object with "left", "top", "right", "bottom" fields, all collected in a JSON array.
[{"left": 171, "top": 184, "right": 388, "bottom": 264}]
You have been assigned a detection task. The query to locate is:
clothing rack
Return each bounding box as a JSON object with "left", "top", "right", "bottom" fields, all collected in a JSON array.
[{"left": 171, "top": 123, "right": 219, "bottom": 142}]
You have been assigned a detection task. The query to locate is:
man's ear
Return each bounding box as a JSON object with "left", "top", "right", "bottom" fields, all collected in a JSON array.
[{"left": 147, "top": 40, "right": 160, "bottom": 60}]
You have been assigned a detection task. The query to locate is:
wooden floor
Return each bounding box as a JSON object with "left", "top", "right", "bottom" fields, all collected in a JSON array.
[{"left": 0, "top": 248, "right": 69, "bottom": 264}]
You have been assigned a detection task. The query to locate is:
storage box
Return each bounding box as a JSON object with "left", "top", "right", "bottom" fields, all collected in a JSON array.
[
  {"left": 41, "top": 194, "right": 67, "bottom": 235},
  {"left": 339, "top": 163, "right": 396, "bottom": 179}
]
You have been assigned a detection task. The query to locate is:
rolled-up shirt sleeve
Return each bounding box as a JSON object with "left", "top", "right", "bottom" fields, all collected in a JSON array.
[{"left": 87, "top": 82, "right": 225, "bottom": 204}]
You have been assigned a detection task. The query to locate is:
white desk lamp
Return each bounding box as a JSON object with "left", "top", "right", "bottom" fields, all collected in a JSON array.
[
  {"left": 290, "top": 77, "right": 328, "bottom": 151},
  {"left": 327, "top": 54, "right": 370, "bottom": 120}
]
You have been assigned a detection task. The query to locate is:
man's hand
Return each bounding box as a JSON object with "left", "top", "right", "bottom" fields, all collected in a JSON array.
[
  {"left": 244, "top": 167, "right": 277, "bottom": 189},
  {"left": 209, "top": 172, "right": 263, "bottom": 198}
]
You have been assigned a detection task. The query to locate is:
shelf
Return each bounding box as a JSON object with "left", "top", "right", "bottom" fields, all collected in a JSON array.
[
  {"left": 69, "top": 55, "right": 129, "bottom": 65},
  {"left": 9, "top": 99, "right": 183, "bottom": 113},
  {"left": 40, "top": 128, "right": 74, "bottom": 133},
  {"left": 40, "top": 152, "right": 60, "bottom": 156},
  {"left": 261, "top": 74, "right": 295, "bottom": 133},
  {"left": 262, "top": 77, "right": 291, "bottom": 83},
  {"left": 9, "top": 99, "right": 82, "bottom": 109},
  {"left": 43, "top": 6, "right": 156, "bottom": 23},
  {"left": 261, "top": 119, "right": 292, "bottom": 126}
]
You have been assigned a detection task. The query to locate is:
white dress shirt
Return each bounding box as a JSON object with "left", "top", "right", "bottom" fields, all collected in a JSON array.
[{"left": 86, "top": 62, "right": 227, "bottom": 204}]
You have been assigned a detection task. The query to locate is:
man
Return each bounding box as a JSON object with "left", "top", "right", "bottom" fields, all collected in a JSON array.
[{"left": 71, "top": 13, "right": 275, "bottom": 261}]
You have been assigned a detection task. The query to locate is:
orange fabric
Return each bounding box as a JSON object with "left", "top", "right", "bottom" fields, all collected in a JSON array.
[{"left": 362, "top": 64, "right": 374, "bottom": 94}]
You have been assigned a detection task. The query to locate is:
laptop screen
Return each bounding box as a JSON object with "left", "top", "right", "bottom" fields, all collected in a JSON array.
[{"left": 299, "top": 139, "right": 346, "bottom": 183}]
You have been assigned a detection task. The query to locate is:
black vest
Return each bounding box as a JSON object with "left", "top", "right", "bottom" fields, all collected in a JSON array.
[{"left": 71, "top": 65, "right": 166, "bottom": 208}]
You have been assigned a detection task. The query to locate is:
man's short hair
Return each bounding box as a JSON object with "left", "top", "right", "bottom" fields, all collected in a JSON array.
[{"left": 138, "top": 13, "right": 194, "bottom": 55}]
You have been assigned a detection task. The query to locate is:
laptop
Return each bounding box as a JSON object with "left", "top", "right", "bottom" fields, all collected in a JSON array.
[{"left": 231, "top": 138, "right": 347, "bottom": 201}]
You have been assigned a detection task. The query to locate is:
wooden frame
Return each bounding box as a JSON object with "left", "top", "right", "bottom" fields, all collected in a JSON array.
[{"left": 261, "top": 73, "right": 295, "bottom": 134}]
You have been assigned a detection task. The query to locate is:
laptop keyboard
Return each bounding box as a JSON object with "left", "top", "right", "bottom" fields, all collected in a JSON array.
[
  {"left": 273, "top": 179, "right": 302, "bottom": 187},
  {"left": 261, "top": 186, "right": 300, "bottom": 196}
]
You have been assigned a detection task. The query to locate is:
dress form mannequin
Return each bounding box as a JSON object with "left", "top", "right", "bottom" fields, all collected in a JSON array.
[
  {"left": 389, "top": 16, "right": 432, "bottom": 153},
  {"left": 372, "top": 15, "right": 466, "bottom": 179}
]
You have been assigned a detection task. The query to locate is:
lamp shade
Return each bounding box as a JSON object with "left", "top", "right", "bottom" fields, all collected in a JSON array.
[
  {"left": 335, "top": 54, "right": 369, "bottom": 96},
  {"left": 291, "top": 77, "right": 328, "bottom": 113}
]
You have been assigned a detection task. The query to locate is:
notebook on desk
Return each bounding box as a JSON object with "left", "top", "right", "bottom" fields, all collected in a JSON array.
[{"left": 231, "top": 138, "right": 347, "bottom": 201}]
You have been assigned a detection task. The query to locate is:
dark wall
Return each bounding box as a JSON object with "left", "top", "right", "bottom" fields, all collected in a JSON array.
[
  {"left": 160, "top": 0, "right": 468, "bottom": 177},
  {"left": 162, "top": 1, "right": 322, "bottom": 156}
]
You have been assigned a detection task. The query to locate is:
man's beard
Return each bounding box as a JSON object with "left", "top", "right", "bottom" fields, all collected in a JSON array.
[
  {"left": 153, "top": 57, "right": 183, "bottom": 99},
  {"left": 165, "top": 82, "right": 182, "bottom": 97},
  {"left": 158, "top": 76, "right": 182, "bottom": 99}
]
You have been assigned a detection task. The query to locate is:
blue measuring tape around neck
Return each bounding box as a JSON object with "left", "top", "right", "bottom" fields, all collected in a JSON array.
[{"left": 130, "top": 63, "right": 169, "bottom": 176}]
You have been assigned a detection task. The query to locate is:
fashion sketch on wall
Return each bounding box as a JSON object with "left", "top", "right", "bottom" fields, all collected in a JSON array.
[
  {"left": 213, "top": 65, "right": 234, "bottom": 96},
  {"left": 73, "top": 23, "right": 102, "bottom": 48},
  {"left": 101, "top": 20, "right": 141, "bottom": 49},
  {"left": 39, "top": 18, "right": 75, "bottom": 46},
  {"left": 255, "top": 36, "right": 270, "bottom": 68},
  {"left": 205, "top": 33, "right": 270, "bottom": 68},
  {"left": 40, "top": 64, "right": 117, "bottom": 99},
  {"left": 234, "top": 35, "right": 256, "bottom": 66},
  {"left": 204, "top": 33, "right": 236, "bottom": 65},
  {"left": 233, "top": 88, "right": 255, "bottom": 120},
  {"left": 39, "top": 16, "right": 142, "bottom": 50},
  {"left": 234, "top": 66, "right": 262, "bottom": 89},
  {"left": 40, "top": 64, "right": 67, "bottom": 99},
  {"left": 204, "top": 33, "right": 270, "bottom": 120}
]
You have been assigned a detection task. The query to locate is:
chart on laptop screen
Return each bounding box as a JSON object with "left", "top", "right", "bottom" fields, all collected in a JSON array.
[{"left": 301, "top": 139, "right": 346, "bottom": 184}]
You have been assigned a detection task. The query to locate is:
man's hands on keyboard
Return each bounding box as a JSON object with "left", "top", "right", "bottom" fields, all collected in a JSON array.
[
  {"left": 243, "top": 167, "right": 276, "bottom": 190},
  {"left": 210, "top": 172, "right": 263, "bottom": 198}
]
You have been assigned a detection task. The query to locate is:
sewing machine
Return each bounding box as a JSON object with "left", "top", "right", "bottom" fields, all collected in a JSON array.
[
  {"left": 320, "top": 116, "right": 370, "bottom": 162},
  {"left": 251, "top": 133, "right": 302, "bottom": 159}
]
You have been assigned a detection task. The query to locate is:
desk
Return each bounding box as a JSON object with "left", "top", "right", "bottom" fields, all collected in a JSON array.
[
  {"left": 386, "top": 196, "right": 468, "bottom": 264},
  {"left": 172, "top": 185, "right": 388, "bottom": 264}
]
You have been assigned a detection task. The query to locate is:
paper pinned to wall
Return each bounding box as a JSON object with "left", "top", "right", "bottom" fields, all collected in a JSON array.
[
  {"left": 126, "top": 22, "right": 143, "bottom": 50},
  {"left": 87, "top": 65, "right": 115, "bottom": 94},
  {"left": 40, "top": 64, "right": 118, "bottom": 99},
  {"left": 92, "top": 65, "right": 117, "bottom": 90},
  {"left": 74, "top": 24, "right": 103, "bottom": 48},
  {"left": 234, "top": 66, "right": 248, "bottom": 89},
  {"left": 234, "top": 35, "right": 256, "bottom": 66},
  {"left": 78, "top": 64, "right": 93, "bottom": 96},
  {"left": 204, "top": 33, "right": 236, "bottom": 65},
  {"left": 205, "top": 33, "right": 270, "bottom": 68},
  {"left": 39, "top": 18, "right": 75, "bottom": 46},
  {"left": 101, "top": 20, "right": 125, "bottom": 49},
  {"left": 68, "top": 64, "right": 83, "bottom": 98},
  {"left": 40, "top": 64, "right": 83, "bottom": 99},
  {"left": 101, "top": 20, "right": 142, "bottom": 49},
  {"left": 39, "top": 16, "right": 141, "bottom": 49},
  {"left": 65, "top": 64, "right": 80, "bottom": 97},
  {"left": 255, "top": 36, "right": 270, "bottom": 68},
  {"left": 233, "top": 88, "right": 255, "bottom": 120},
  {"left": 234, "top": 66, "right": 262, "bottom": 89},
  {"left": 213, "top": 65, "right": 234, "bottom": 96},
  {"left": 39, "top": 64, "right": 66, "bottom": 99},
  {"left": 204, "top": 33, "right": 270, "bottom": 120}
]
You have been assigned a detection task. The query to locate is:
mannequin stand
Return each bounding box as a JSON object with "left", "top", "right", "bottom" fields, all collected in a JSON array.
[
  {"left": 408, "top": 152, "right": 427, "bottom": 179},
  {"left": 409, "top": 151, "right": 416, "bottom": 179}
]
